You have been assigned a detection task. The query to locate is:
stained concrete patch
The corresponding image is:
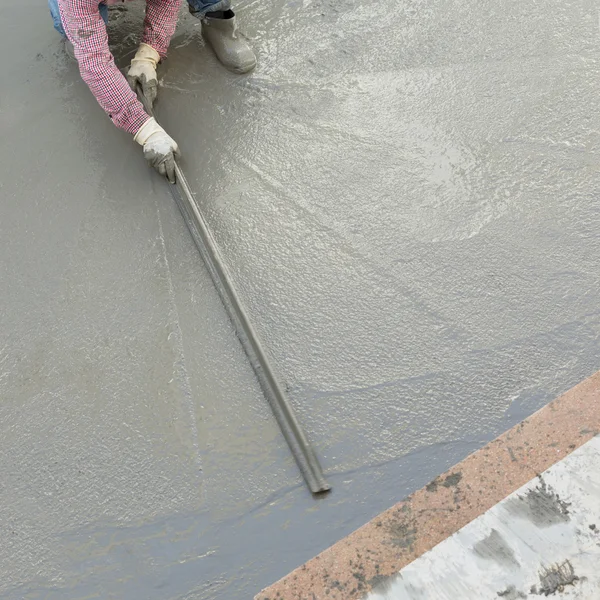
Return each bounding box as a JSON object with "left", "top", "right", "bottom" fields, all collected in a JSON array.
[
  {"left": 368, "top": 573, "right": 392, "bottom": 591},
  {"left": 426, "top": 471, "right": 462, "bottom": 492},
  {"left": 473, "top": 529, "right": 519, "bottom": 569},
  {"left": 497, "top": 586, "right": 526, "bottom": 599},
  {"left": 537, "top": 561, "right": 580, "bottom": 596},
  {"left": 442, "top": 472, "right": 462, "bottom": 487},
  {"left": 505, "top": 477, "right": 570, "bottom": 527},
  {"left": 387, "top": 521, "right": 418, "bottom": 550}
]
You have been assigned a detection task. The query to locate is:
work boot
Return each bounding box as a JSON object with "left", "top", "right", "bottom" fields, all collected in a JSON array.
[{"left": 201, "top": 10, "right": 256, "bottom": 74}]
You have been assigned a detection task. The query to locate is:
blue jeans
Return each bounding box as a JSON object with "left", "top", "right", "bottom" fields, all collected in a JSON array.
[{"left": 48, "top": 0, "right": 232, "bottom": 37}]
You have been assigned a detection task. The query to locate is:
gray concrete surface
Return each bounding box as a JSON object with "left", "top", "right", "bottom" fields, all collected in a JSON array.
[{"left": 1, "top": 0, "right": 600, "bottom": 598}]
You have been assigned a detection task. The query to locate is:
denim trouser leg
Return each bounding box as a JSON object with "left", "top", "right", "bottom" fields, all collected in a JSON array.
[
  {"left": 48, "top": 0, "right": 108, "bottom": 37},
  {"left": 187, "top": 0, "right": 232, "bottom": 18}
]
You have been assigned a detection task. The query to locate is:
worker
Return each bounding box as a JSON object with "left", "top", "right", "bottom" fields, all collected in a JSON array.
[{"left": 48, "top": 0, "right": 256, "bottom": 183}]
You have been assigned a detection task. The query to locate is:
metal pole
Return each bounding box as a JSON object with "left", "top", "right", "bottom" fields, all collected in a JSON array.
[{"left": 138, "top": 89, "right": 330, "bottom": 494}]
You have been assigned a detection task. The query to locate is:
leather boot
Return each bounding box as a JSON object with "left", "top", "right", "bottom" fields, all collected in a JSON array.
[{"left": 202, "top": 10, "right": 256, "bottom": 74}]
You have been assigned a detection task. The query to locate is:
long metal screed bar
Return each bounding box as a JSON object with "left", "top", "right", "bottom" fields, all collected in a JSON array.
[{"left": 136, "top": 87, "right": 331, "bottom": 495}]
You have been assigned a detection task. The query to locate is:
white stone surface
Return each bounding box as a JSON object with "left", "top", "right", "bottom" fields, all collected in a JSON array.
[{"left": 366, "top": 436, "right": 600, "bottom": 599}]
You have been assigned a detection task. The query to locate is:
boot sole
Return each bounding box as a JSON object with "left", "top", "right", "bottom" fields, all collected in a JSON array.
[{"left": 230, "top": 60, "right": 257, "bottom": 74}]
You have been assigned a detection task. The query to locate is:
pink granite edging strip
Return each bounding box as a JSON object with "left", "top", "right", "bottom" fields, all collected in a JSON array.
[{"left": 257, "top": 371, "right": 600, "bottom": 600}]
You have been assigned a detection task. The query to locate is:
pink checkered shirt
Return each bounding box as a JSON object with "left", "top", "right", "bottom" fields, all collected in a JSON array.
[{"left": 58, "top": 0, "right": 181, "bottom": 134}]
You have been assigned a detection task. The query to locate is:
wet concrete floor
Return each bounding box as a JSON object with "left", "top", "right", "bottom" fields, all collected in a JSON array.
[{"left": 2, "top": 0, "right": 600, "bottom": 598}]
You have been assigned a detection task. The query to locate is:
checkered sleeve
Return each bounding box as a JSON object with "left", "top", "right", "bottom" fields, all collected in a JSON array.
[
  {"left": 58, "top": 0, "right": 150, "bottom": 134},
  {"left": 142, "top": 0, "right": 183, "bottom": 58}
]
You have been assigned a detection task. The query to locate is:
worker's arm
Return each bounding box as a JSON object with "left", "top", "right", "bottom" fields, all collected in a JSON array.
[
  {"left": 126, "top": 0, "right": 182, "bottom": 107},
  {"left": 58, "top": 0, "right": 180, "bottom": 181},
  {"left": 58, "top": 0, "right": 149, "bottom": 134},
  {"left": 142, "top": 0, "right": 182, "bottom": 58}
]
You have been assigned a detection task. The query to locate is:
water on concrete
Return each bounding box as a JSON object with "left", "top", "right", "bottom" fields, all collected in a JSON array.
[{"left": 2, "top": 0, "right": 600, "bottom": 598}]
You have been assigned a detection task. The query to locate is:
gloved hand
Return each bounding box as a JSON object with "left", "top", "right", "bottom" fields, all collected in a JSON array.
[
  {"left": 134, "top": 117, "right": 181, "bottom": 183},
  {"left": 127, "top": 43, "right": 160, "bottom": 106}
]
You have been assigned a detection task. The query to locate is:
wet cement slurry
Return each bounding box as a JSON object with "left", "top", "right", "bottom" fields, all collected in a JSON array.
[{"left": 2, "top": 1, "right": 600, "bottom": 598}]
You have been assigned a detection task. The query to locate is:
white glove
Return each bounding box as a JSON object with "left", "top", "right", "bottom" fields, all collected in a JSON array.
[
  {"left": 127, "top": 43, "right": 160, "bottom": 106},
  {"left": 134, "top": 117, "right": 181, "bottom": 183}
]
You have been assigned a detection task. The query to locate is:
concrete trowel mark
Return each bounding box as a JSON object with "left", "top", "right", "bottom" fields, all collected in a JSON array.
[
  {"left": 226, "top": 148, "right": 474, "bottom": 348},
  {"left": 154, "top": 199, "right": 202, "bottom": 474}
]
